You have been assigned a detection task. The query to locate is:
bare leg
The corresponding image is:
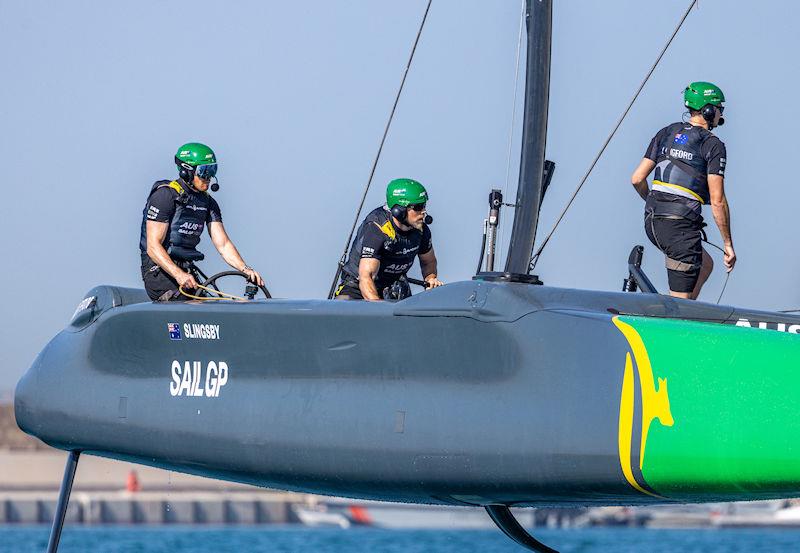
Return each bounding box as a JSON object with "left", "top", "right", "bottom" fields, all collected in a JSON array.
[
  {"left": 668, "top": 248, "right": 712, "bottom": 300},
  {"left": 690, "top": 248, "right": 714, "bottom": 300},
  {"left": 669, "top": 290, "right": 692, "bottom": 299}
]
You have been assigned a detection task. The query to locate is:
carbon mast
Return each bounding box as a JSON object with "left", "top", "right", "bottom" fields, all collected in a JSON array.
[
  {"left": 503, "top": 0, "right": 552, "bottom": 277},
  {"left": 482, "top": 2, "right": 561, "bottom": 551}
]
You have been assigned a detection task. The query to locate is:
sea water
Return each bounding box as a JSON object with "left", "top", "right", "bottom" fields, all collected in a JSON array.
[{"left": 2, "top": 526, "right": 800, "bottom": 553}]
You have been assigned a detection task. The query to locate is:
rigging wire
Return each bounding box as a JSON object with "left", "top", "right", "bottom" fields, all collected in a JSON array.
[
  {"left": 528, "top": 0, "right": 699, "bottom": 272},
  {"left": 326, "top": 0, "right": 434, "bottom": 299},
  {"left": 496, "top": 0, "right": 527, "bottom": 264}
]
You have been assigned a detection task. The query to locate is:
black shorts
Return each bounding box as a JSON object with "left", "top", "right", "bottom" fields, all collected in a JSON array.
[
  {"left": 334, "top": 282, "right": 364, "bottom": 300},
  {"left": 644, "top": 215, "right": 703, "bottom": 293},
  {"left": 334, "top": 279, "right": 410, "bottom": 300},
  {"left": 141, "top": 255, "right": 185, "bottom": 301}
]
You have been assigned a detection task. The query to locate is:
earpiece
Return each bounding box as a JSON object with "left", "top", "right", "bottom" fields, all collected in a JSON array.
[
  {"left": 390, "top": 205, "right": 432, "bottom": 225},
  {"left": 176, "top": 157, "right": 195, "bottom": 183},
  {"left": 701, "top": 104, "right": 723, "bottom": 128},
  {"left": 390, "top": 205, "right": 407, "bottom": 223}
]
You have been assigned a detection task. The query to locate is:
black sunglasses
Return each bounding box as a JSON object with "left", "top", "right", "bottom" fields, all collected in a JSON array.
[{"left": 407, "top": 203, "right": 426, "bottom": 212}]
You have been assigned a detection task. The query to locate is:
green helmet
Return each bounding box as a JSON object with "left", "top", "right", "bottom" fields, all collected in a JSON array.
[
  {"left": 386, "top": 178, "right": 428, "bottom": 208},
  {"left": 175, "top": 142, "right": 217, "bottom": 167},
  {"left": 683, "top": 81, "right": 725, "bottom": 111}
]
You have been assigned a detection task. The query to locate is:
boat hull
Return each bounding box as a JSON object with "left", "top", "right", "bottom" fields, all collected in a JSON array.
[{"left": 15, "top": 280, "right": 800, "bottom": 507}]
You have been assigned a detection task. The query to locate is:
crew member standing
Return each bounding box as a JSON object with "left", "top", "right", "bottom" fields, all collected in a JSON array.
[
  {"left": 630, "top": 81, "right": 736, "bottom": 300},
  {"left": 335, "top": 178, "right": 443, "bottom": 301}
]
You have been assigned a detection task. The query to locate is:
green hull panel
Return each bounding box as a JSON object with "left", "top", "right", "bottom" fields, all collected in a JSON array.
[{"left": 615, "top": 315, "right": 800, "bottom": 501}]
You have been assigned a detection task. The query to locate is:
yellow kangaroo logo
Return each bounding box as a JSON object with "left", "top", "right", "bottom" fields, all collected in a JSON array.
[{"left": 613, "top": 317, "right": 674, "bottom": 497}]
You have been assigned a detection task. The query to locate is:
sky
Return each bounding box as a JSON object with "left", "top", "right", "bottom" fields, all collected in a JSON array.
[{"left": 1, "top": 0, "right": 799, "bottom": 389}]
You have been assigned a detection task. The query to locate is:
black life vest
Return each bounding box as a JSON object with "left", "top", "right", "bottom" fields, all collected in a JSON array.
[
  {"left": 139, "top": 180, "right": 215, "bottom": 258},
  {"left": 342, "top": 206, "right": 430, "bottom": 289},
  {"left": 651, "top": 123, "right": 714, "bottom": 204}
]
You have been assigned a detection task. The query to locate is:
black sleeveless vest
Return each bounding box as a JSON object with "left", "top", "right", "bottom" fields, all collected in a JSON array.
[
  {"left": 651, "top": 123, "right": 714, "bottom": 204},
  {"left": 342, "top": 206, "right": 428, "bottom": 288},
  {"left": 139, "top": 180, "right": 215, "bottom": 256}
]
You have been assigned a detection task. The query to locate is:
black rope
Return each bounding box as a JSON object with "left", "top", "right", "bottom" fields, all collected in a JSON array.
[
  {"left": 699, "top": 236, "right": 731, "bottom": 305},
  {"left": 702, "top": 236, "right": 724, "bottom": 255},
  {"left": 327, "top": 1, "right": 433, "bottom": 299},
  {"left": 715, "top": 272, "right": 730, "bottom": 305},
  {"left": 528, "top": 0, "right": 698, "bottom": 272}
]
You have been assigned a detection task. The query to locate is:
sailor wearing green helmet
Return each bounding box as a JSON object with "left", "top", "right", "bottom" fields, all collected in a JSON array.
[
  {"left": 630, "top": 81, "right": 736, "bottom": 300},
  {"left": 336, "top": 178, "right": 443, "bottom": 301},
  {"left": 139, "top": 142, "right": 264, "bottom": 301}
]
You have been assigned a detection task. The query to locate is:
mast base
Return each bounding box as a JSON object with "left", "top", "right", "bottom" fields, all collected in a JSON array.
[{"left": 473, "top": 272, "right": 543, "bottom": 285}]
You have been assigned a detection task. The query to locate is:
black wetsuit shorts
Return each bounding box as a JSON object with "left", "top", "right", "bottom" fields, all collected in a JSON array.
[
  {"left": 644, "top": 214, "right": 703, "bottom": 293},
  {"left": 334, "top": 279, "right": 413, "bottom": 301},
  {"left": 141, "top": 255, "right": 186, "bottom": 301},
  {"left": 334, "top": 281, "right": 364, "bottom": 301}
]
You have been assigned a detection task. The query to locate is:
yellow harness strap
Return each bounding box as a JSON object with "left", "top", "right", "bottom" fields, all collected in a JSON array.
[
  {"left": 651, "top": 180, "right": 704, "bottom": 204},
  {"left": 375, "top": 219, "right": 396, "bottom": 240},
  {"left": 167, "top": 180, "right": 185, "bottom": 195}
]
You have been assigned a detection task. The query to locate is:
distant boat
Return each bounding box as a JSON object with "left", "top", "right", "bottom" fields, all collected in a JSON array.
[
  {"left": 712, "top": 502, "right": 800, "bottom": 528},
  {"left": 292, "top": 503, "right": 351, "bottom": 529}
]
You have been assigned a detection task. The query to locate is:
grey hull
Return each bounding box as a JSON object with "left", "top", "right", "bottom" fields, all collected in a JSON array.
[{"left": 14, "top": 280, "right": 800, "bottom": 507}]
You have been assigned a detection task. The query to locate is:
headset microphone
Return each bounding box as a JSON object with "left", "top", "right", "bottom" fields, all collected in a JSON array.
[
  {"left": 424, "top": 215, "right": 433, "bottom": 225},
  {"left": 210, "top": 177, "right": 219, "bottom": 192},
  {"left": 717, "top": 117, "right": 725, "bottom": 127}
]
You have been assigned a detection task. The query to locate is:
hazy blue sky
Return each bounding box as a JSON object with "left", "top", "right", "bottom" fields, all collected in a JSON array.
[{"left": 2, "top": 0, "right": 798, "bottom": 389}]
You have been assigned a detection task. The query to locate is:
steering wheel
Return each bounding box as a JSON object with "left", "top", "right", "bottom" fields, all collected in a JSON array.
[{"left": 201, "top": 271, "right": 272, "bottom": 299}]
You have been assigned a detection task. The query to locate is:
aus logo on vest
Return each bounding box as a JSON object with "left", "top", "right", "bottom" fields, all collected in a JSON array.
[{"left": 178, "top": 221, "right": 202, "bottom": 235}]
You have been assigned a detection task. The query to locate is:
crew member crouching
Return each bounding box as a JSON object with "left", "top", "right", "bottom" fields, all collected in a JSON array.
[{"left": 335, "top": 178, "right": 443, "bottom": 301}]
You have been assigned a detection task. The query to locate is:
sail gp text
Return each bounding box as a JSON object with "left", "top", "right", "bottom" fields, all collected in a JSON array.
[{"left": 170, "top": 360, "right": 228, "bottom": 398}]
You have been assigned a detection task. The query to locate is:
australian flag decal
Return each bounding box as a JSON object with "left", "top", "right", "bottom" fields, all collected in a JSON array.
[
  {"left": 168, "top": 323, "right": 182, "bottom": 340},
  {"left": 674, "top": 133, "right": 688, "bottom": 145}
]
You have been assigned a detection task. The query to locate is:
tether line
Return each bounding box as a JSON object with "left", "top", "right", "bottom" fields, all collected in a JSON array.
[
  {"left": 529, "top": 0, "right": 698, "bottom": 271},
  {"left": 327, "top": 1, "right": 433, "bottom": 299},
  {"left": 699, "top": 237, "right": 731, "bottom": 305},
  {"left": 497, "top": 0, "right": 527, "bottom": 263}
]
